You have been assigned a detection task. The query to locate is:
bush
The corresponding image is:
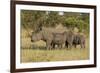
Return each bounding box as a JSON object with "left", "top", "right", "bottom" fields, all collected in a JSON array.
[{"left": 64, "top": 17, "right": 89, "bottom": 33}]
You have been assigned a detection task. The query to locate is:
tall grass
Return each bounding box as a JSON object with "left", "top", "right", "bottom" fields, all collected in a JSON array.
[
  {"left": 21, "top": 48, "right": 89, "bottom": 63},
  {"left": 21, "top": 28, "right": 89, "bottom": 63}
]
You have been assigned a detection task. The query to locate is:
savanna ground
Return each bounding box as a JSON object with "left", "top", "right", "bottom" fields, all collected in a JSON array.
[{"left": 20, "top": 28, "right": 89, "bottom": 63}]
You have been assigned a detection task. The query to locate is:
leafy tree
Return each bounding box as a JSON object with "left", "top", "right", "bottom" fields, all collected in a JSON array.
[{"left": 21, "top": 10, "right": 89, "bottom": 33}]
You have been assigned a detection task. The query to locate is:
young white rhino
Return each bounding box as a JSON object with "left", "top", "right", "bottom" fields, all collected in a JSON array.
[
  {"left": 73, "top": 34, "right": 86, "bottom": 49},
  {"left": 64, "top": 30, "right": 74, "bottom": 49},
  {"left": 51, "top": 31, "right": 74, "bottom": 49},
  {"left": 65, "top": 31, "right": 86, "bottom": 49},
  {"left": 52, "top": 32, "right": 66, "bottom": 49}
]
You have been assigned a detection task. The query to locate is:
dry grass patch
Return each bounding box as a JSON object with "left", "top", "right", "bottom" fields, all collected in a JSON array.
[{"left": 21, "top": 47, "right": 89, "bottom": 63}]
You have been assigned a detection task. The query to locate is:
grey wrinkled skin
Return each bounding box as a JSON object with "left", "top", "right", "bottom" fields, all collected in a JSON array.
[
  {"left": 65, "top": 31, "right": 86, "bottom": 49},
  {"left": 73, "top": 34, "right": 85, "bottom": 49},
  {"left": 31, "top": 31, "right": 53, "bottom": 50},
  {"left": 65, "top": 31, "right": 74, "bottom": 49},
  {"left": 31, "top": 30, "right": 85, "bottom": 50},
  {"left": 31, "top": 31, "right": 66, "bottom": 50},
  {"left": 51, "top": 31, "right": 74, "bottom": 49},
  {"left": 52, "top": 32, "right": 66, "bottom": 49}
]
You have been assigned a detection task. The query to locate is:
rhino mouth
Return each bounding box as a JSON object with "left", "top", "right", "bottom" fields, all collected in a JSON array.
[{"left": 31, "top": 39, "right": 34, "bottom": 42}]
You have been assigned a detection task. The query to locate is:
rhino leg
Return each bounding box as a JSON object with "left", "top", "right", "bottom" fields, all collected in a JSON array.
[
  {"left": 80, "top": 42, "right": 84, "bottom": 49},
  {"left": 74, "top": 44, "right": 76, "bottom": 48},
  {"left": 46, "top": 41, "right": 52, "bottom": 50},
  {"left": 65, "top": 41, "right": 68, "bottom": 48},
  {"left": 81, "top": 43, "right": 85, "bottom": 49},
  {"left": 68, "top": 41, "right": 73, "bottom": 49},
  {"left": 58, "top": 44, "right": 62, "bottom": 49},
  {"left": 80, "top": 39, "right": 85, "bottom": 49},
  {"left": 51, "top": 42, "right": 55, "bottom": 49}
]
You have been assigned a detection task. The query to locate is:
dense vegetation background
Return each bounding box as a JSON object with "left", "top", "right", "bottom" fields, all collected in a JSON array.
[{"left": 21, "top": 10, "right": 89, "bottom": 33}]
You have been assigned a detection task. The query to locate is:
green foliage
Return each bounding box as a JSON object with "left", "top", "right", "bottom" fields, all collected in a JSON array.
[
  {"left": 21, "top": 10, "right": 46, "bottom": 31},
  {"left": 64, "top": 16, "right": 89, "bottom": 32},
  {"left": 21, "top": 10, "right": 89, "bottom": 33}
]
